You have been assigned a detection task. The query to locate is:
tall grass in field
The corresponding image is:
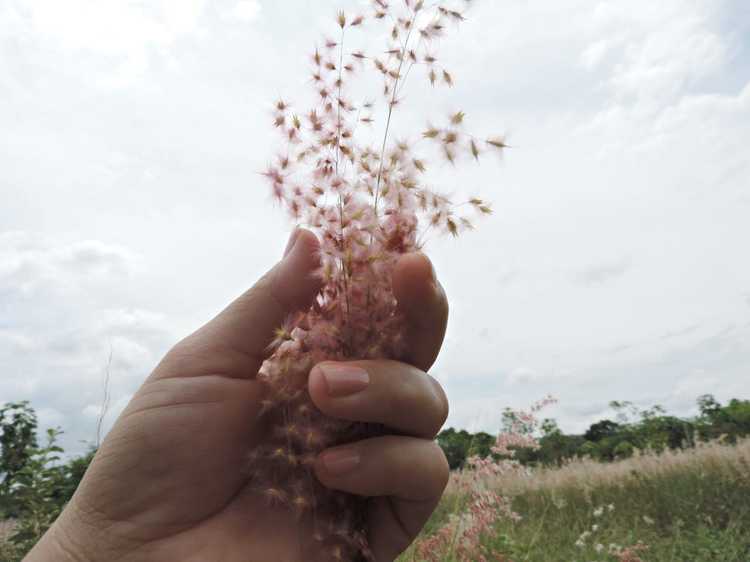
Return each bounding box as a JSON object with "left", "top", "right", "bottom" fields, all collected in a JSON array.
[{"left": 403, "top": 439, "right": 750, "bottom": 561}]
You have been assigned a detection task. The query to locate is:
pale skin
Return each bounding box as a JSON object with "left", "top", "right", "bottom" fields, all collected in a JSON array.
[{"left": 26, "top": 229, "right": 451, "bottom": 562}]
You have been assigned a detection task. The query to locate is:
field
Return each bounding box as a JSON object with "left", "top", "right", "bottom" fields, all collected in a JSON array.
[
  {"left": 2, "top": 441, "right": 748, "bottom": 561},
  {"left": 402, "top": 439, "right": 750, "bottom": 562}
]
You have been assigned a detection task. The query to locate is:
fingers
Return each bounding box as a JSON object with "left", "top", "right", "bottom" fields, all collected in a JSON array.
[
  {"left": 155, "top": 229, "right": 321, "bottom": 379},
  {"left": 314, "top": 436, "right": 450, "bottom": 560},
  {"left": 392, "top": 253, "right": 449, "bottom": 371},
  {"left": 308, "top": 360, "right": 449, "bottom": 439},
  {"left": 315, "top": 436, "right": 449, "bottom": 500},
  {"left": 310, "top": 358, "right": 451, "bottom": 558}
]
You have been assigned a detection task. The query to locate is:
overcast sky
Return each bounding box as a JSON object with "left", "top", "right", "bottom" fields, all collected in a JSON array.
[{"left": 1, "top": 0, "right": 749, "bottom": 455}]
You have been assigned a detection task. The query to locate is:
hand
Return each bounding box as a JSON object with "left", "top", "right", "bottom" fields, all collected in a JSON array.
[{"left": 26, "top": 229, "right": 450, "bottom": 562}]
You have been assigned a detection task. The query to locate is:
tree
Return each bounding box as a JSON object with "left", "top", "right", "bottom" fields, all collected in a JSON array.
[
  {"left": 725, "top": 399, "right": 750, "bottom": 435},
  {"left": 436, "top": 428, "right": 495, "bottom": 469},
  {"left": 695, "top": 396, "right": 750, "bottom": 442},
  {"left": 584, "top": 419, "right": 621, "bottom": 442},
  {"left": 467, "top": 431, "right": 495, "bottom": 460},
  {"left": 697, "top": 394, "right": 723, "bottom": 419},
  {"left": 609, "top": 401, "right": 640, "bottom": 424},
  {"left": 53, "top": 448, "right": 96, "bottom": 504},
  {"left": 0, "top": 401, "right": 96, "bottom": 561},
  {"left": 638, "top": 415, "right": 694, "bottom": 451},
  {"left": 436, "top": 428, "right": 471, "bottom": 470},
  {"left": 541, "top": 418, "right": 560, "bottom": 437},
  {"left": 579, "top": 441, "right": 598, "bottom": 458},
  {"left": 7, "top": 428, "right": 67, "bottom": 552},
  {"left": 613, "top": 441, "right": 634, "bottom": 459},
  {"left": 535, "top": 430, "right": 585, "bottom": 466},
  {"left": 1, "top": 402, "right": 39, "bottom": 509}
]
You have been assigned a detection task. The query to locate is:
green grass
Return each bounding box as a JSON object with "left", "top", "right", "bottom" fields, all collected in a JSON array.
[
  {"left": 401, "top": 440, "right": 750, "bottom": 561},
  {"left": 3, "top": 441, "right": 749, "bottom": 561}
]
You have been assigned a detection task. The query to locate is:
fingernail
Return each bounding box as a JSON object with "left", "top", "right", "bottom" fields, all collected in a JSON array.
[
  {"left": 317, "top": 363, "right": 369, "bottom": 397},
  {"left": 283, "top": 228, "right": 301, "bottom": 257},
  {"left": 321, "top": 448, "right": 360, "bottom": 475}
]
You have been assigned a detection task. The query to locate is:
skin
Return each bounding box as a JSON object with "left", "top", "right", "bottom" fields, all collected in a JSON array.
[{"left": 26, "top": 229, "right": 451, "bottom": 562}]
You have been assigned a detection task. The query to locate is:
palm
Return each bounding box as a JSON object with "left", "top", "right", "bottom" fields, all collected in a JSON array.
[{"left": 79, "top": 373, "right": 323, "bottom": 561}]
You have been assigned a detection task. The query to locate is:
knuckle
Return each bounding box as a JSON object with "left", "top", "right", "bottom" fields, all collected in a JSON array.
[
  {"left": 429, "top": 376, "right": 450, "bottom": 431},
  {"left": 388, "top": 364, "right": 422, "bottom": 409},
  {"left": 158, "top": 338, "right": 201, "bottom": 375},
  {"left": 428, "top": 442, "right": 451, "bottom": 492}
]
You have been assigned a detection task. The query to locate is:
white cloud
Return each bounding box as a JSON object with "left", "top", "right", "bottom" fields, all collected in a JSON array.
[
  {"left": 21, "top": 0, "right": 208, "bottom": 53},
  {"left": 0, "top": 232, "right": 140, "bottom": 297},
  {"left": 571, "top": 1, "right": 741, "bottom": 158},
  {"left": 36, "top": 407, "right": 65, "bottom": 430},
  {"left": 81, "top": 404, "right": 101, "bottom": 420},
  {"left": 580, "top": 39, "right": 614, "bottom": 71},
  {"left": 1, "top": 0, "right": 210, "bottom": 89},
  {"left": 574, "top": 259, "right": 631, "bottom": 287},
  {"left": 672, "top": 370, "right": 720, "bottom": 401},
  {"left": 0, "top": 232, "right": 173, "bottom": 453},
  {"left": 507, "top": 367, "right": 539, "bottom": 385},
  {"left": 0, "top": 329, "right": 34, "bottom": 352},
  {"left": 225, "top": 0, "right": 262, "bottom": 23},
  {"left": 604, "top": 8, "right": 725, "bottom": 102}
]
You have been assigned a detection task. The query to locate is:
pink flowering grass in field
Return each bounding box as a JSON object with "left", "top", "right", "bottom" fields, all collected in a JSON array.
[
  {"left": 404, "top": 438, "right": 750, "bottom": 561},
  {"left": 413, "top": 398, "right": 555, "bottom": 562}
]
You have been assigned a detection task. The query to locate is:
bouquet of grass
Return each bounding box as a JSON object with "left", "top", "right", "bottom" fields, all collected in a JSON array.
[{"left": 252, "top": 1, "right": 505, "bottom": 559}]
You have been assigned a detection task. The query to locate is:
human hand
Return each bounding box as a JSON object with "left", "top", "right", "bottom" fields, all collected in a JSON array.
[{"left": 26, "top": 229, "right": 450, "bottom": 562}]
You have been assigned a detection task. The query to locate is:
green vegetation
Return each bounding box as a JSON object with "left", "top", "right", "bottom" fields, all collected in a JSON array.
[
  {"left": 437, "top": 395, "right": 750, "bottom": 469},
  {"left": 0, "top": 402, "right": 94, "bottom": 561},
  {"left": 403, "top": 438, "right": 750, "bottom": 561},
  {"left": 498, "top": 445, "right": 750, "bottom": 561},
  {"left": 2, "top": 396, "right": 749, "bottom": 561}
]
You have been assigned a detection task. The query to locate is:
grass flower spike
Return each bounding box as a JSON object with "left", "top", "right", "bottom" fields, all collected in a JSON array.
[{"left": 254, "top": 1, "right": 506, "bottom": 559}]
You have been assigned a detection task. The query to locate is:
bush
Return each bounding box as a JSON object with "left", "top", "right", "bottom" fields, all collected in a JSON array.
[
  {"left": 1, "top": 402, "right": 95, "bottom": 560},
  {"left": 613, "top": 441, "right": 634, "bottom": 459}
]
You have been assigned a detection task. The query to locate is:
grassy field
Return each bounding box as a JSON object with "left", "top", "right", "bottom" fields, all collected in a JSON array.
[
  {"left": 403, "top": 439, "right": 750, "bottom": 561},
  {"left": 2, "top": 441, "right": 748, "bottom": 561}
]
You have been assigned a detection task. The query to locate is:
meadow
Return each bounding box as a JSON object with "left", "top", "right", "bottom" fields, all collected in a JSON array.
[
  {"left": 402, "top": 439, "right": 750, "bottom": 562},
  {"left": 3, "top": 396, "right": 750, "bottom": 561},
  {"left": 3, "top": 398, "right": 750, "bottom": 561}
]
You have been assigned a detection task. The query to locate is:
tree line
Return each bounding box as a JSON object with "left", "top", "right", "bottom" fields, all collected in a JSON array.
[{"left": 437, "top": 395, "right": 750, "bottom": 470}]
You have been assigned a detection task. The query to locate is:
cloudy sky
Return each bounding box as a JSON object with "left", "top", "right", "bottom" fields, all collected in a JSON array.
[{"left": 1, "top": 0, "right": 748, "bottom": 455}]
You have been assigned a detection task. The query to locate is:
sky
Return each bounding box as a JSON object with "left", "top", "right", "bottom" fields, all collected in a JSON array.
[{"left": 1, "top": 0, "right": 749, "bottom": 455}]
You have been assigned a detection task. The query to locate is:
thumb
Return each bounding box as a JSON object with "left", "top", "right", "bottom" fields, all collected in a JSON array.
[{"left": 156, "top": 229, "right": 321, "bottom": 380}]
